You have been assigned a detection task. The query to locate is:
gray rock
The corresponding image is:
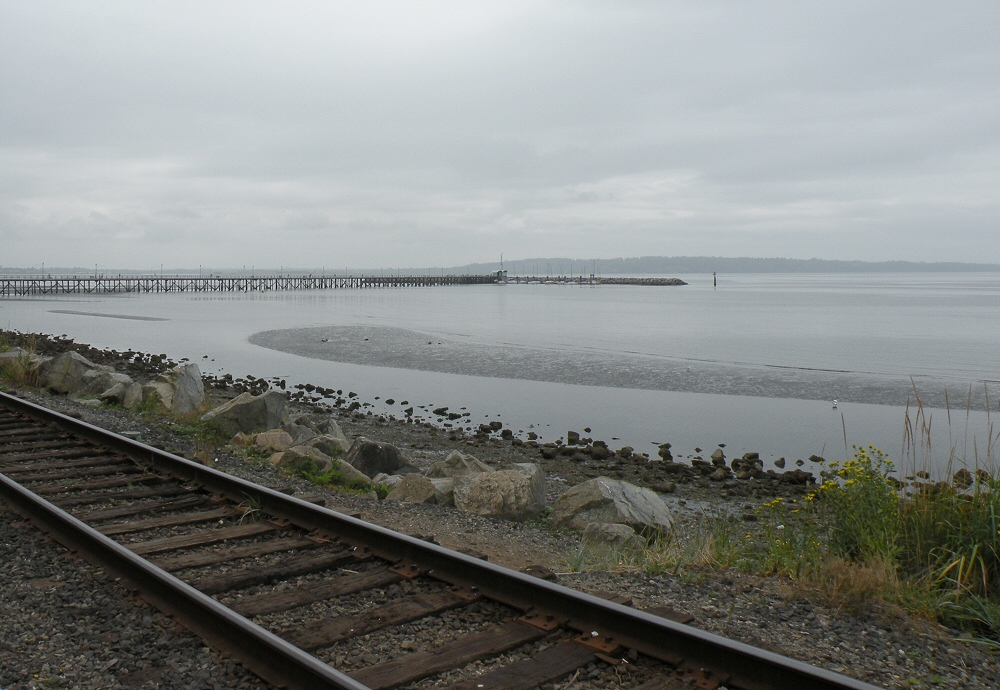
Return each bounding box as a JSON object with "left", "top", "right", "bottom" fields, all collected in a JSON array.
[
  {"left": 70, "top": 370, "right": 133, "bottom": 402},
  {"left": 429, "top": 477, "right": 455, "bottom": 506},
  {"left": 282, "top": 414, "right": 319, "bottom": 445},
  {"left": 454, "top": 463, "right": 546, "bottom": 520},
  {"left": 123, "top": 382, "right": 144, "bottom": 410},
  {"left": 331, "top": 458, "right": 374, "bottom": 486},
  {"left": 0, "top": 347, "right": 29, "bottom": 361},
  {"left": 953, "top": 468, "right": 973, "bottom": 489},
  {"left": 272, "top": 445, "right": 333, "bottom": 474},
  {"left": 135, "top": 380, "right": 174, "bottom": 413},
  {"left": 582, "top": 522, "right": 643, "bottom": 550},
  {"left": 254, "top": 429, "right": 295, "bottom": 453},
  {"left": 387, "top": 473, "right": 438, "bottom": 504},
  {"left": 711, "top": 448, "right": 726, "bottom": 465},
  {"left": 774, "top": 457, "right": 786, "bottom": 469},
  {"left": 270, "top": 445, "right": 371, "bottom": 486},
  {"left": 307, "top": 433, "right": 351, "bottom": 458},
  {"left": 202, "top": 391, "right": 287, "bottom": 436},
  {"left": 373, "top": 473, "right": 405, "bottom": 489},
  {"left": 98, "top": 380, "right": 130, "bottom": 405},
  {"left": 425, "top": 450, "right": 492, "bottom": 478},
  {"left": 0, "top": 347, "right": 44, "bottom": 367},
  {"left": 345, "top": 437, "right": 415, "bottom": 478},
  {"left": 279, "top": 413, "right": 350, "bottom": 447},
  {"left": 553, "top": 477, "right": 672, "bottom": 533},
  {"left": 37, "top": 351, "right": 108, "bottom": 395},
  {"left": 315, "top": 416, "right": 350, "bottom": 444},
  {"left": 158, "top": 363, "right": 205, "bottom": 415}
]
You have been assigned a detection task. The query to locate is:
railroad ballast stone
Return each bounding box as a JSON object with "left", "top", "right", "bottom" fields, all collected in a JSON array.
[{"left": 0, "top": 503, "right": 268, "bottom": 690}]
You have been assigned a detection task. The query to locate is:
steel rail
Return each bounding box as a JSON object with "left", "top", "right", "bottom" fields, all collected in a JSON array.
[{"left": 0, "top": 390, "right": 882, "bottom": 690}]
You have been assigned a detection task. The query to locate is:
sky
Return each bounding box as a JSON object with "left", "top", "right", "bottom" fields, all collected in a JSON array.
[{"left": 1, "top": 1, "right": 999, "bottom": 269}]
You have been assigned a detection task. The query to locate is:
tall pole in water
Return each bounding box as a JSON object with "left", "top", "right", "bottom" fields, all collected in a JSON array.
[{"left": 713, "top": 271, "right": 717, "bottom": 289}]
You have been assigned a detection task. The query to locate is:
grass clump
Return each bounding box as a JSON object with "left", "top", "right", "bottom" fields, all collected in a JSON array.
[
  {"left": 293, "top": 463, "right": 387, "bottom": 499},
  {"left": 165, "top": 419, "right": 230, "bottom": 446},
  {"left": 0, "top": 334, "right": 40, "bottom": 388}
]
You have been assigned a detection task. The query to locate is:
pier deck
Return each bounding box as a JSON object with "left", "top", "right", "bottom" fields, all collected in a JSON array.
[
  {"left": 0, "top": 274, "right": 496, "bottom": 296},
  {"left": 0, "top": 273, "right": 686, "bottom": 296}
]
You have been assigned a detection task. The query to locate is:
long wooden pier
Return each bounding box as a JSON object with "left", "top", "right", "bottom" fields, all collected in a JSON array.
[{"left": 0, "top": 274, "right": 498, "bottom": 296}]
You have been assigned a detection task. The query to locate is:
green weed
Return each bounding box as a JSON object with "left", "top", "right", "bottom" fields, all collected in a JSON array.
[{"left": 292, "top": 463, "right": 386, "bottom": 498}]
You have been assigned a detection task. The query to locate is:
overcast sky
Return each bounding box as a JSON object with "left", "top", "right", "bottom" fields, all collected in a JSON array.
[{"left": 2, "top": 1, "right": 999, "bottom": 269}]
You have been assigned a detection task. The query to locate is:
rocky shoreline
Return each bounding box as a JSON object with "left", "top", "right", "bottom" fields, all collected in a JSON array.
[{"left": 2, "top": 330, "right": 999, "bottom": 688}]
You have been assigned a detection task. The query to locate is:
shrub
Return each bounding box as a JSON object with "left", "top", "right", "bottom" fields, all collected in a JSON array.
[{"left": 818, "top": 445, "right": 901, "bottom": 562}]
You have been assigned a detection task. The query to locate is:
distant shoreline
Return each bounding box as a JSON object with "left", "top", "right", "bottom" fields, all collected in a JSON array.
[{"left": 3, "top": 256, "right": 1000, "bottom": 276}]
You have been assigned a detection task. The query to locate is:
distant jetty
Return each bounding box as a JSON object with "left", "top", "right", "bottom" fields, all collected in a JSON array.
[
  {"left": 506, "top": 275, "right": 687, "bottom": 286},
  {"left": 0, "top": 273, "right": 686, "bottom": 296}
]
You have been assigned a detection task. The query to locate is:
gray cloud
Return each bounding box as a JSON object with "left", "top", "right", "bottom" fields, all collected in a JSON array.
[{"left": 1, "top": 1, "right": 998, "bottom": 268}]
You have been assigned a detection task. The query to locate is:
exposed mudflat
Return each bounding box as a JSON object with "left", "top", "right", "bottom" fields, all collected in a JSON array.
[{"left": 250, "top": 324, "right": 970, "bottom": 408}]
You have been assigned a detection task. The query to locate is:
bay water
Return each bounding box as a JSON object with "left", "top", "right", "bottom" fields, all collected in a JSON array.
[{"left": 3, "top": 272, "right": 999, "bottom": 477}]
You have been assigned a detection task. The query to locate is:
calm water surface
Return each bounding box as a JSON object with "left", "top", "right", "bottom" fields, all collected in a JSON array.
[{"left": 2, "top": 273, "right": 998, "bottom": 476}]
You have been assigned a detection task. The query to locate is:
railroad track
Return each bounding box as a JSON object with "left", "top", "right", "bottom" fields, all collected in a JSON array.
[{"left": 0, "top": 390, "right": 879, "bottom": 690}]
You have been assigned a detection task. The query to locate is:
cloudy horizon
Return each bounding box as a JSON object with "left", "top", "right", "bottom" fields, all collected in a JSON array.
[{"left": 2, "top": 1, "right": 999, "bottom": 269}]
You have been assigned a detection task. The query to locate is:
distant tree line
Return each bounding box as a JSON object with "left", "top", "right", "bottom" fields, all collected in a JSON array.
[
  {"left": 5, "top": 256, "right": 1000, "bottom": 276},
  {"left": 446, "top": 256, "right": 1000, "bottom": 275}
]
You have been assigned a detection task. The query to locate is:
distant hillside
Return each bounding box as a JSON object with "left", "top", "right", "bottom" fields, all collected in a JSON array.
[
  {"left": 4, "top": 257, "right": 1000, "bottom": 276},
  {"left": 445, "top": 256, "right": 1000, "bottom": 275}
]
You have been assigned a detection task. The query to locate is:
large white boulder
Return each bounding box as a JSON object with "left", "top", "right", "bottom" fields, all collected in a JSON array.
[
  {"left": 202, "top": 390, "right": 287, "bottom": 436},
  {"left": 454, "top": 463, "right": 546, "bottom": 520},
  {"left": 161, "top": 363, "right": 206, "bottom": 414},
  {"left": 121, "top": 363, "right": 205, "bottom": 416},
  {"left": 553, "top": 477, "right": 672, "bottom": 533}
]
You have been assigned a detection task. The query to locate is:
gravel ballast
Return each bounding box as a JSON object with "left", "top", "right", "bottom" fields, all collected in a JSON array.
[{"left": 0, "top": 503, "right": 268, "bottom": 690}]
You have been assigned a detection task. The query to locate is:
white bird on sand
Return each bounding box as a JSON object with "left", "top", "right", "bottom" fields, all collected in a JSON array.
[{"left": 832, "top": 399, "right": 838, "bottom": 409}]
